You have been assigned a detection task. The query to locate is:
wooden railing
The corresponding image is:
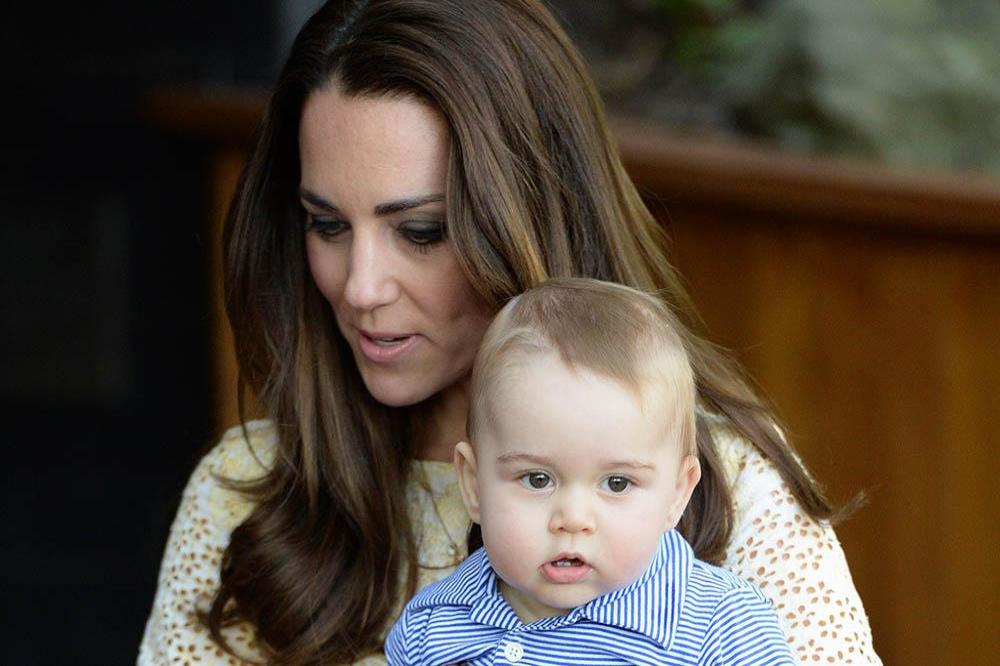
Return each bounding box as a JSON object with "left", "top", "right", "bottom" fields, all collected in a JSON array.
[{"left": 147, "top": 88, "right": 1000, "bottom": 665}]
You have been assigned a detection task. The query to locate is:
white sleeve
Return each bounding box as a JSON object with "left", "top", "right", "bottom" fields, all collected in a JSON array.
[
  {"left": 717, "top": 429, "right": 882, "bottom": 665},
  {"left": 137, "top": 422, "right": 275, "bottom": 665}
]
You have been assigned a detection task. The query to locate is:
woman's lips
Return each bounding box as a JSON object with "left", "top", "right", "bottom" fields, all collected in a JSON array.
[
  {"left": 540, "top": 557, "right": 592, "bottom": 584},
  {"left": 357, "top": 331, "right": 419, "bottom": 363}
]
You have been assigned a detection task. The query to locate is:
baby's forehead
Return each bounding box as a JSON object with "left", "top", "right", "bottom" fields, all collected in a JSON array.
[
  {"left": 479, "top": 424, "right": 686, "bottom": 477},
  {"left": 480, "top": 372, "right": 684, "bottom": 453},
  {"left": 486, "top": 353, "right": 673, "bottom": 417}
]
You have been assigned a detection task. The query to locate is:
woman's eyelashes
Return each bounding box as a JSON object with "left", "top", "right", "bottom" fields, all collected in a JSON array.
[
  {"left": 304, "top": 214, "right": 446, "bottom": 252},
  {"left": 398, "top": 220, "right": 446, "bottom": 250},
  {"left": 304, "top": 216, "right": 348, "bottom": 239}
]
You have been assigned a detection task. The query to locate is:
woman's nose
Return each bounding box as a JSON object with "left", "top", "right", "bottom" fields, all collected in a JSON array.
[
  {"left": 343, "top": 227, "right": 400, "bottom": 311},
  {"left": 548, "top": 492, "right": 596, "bottom": 535}
]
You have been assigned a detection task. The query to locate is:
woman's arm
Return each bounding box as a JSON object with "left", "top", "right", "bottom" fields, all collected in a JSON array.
[
  {"left": 716, "top": 428, "right": 882, "bottom": 665},
  {"left": 137, "top": 422, "right": 276, "bottom": 665}
]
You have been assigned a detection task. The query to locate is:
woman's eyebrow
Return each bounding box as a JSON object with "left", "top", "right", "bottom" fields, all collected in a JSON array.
[
  {"left": 299, "top": 188, "right": 340, "bottom": 212},
  {"left": 298, "top": 188, "right": 443, "bottom": 216},
  {"left": 373, "top": 193, "right": 444, "bottom": 216}
]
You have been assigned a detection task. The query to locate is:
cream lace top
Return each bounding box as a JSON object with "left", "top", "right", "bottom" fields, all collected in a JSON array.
[{"left": 138, "top": 419, "right": 880, "bottom": 665}]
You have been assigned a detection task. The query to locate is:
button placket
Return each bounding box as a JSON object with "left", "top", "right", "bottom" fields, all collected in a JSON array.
[{"left": 502, "top": 640, "right": 524, "bottom": 662}]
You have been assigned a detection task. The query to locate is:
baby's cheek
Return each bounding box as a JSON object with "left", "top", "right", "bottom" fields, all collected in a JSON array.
[
  {"left": 481, "top": 511, "right": 537, "bottom": 590},
  {"left": 480, "top": 487, "right": 519, "bottom": 539},
  {"left": 480, "top": 493, "right": 540, "bottom": 573},
  {"left": 601, "top": 514, "right": 662, "bottom": 586}
]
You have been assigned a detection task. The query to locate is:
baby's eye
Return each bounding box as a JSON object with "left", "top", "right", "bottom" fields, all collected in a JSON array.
[
  {"left": 519, "top": 472, "right": 552, "bottom": 490},
  {"left": 602, "top": 475, "right": 632, "bottom": 494}
]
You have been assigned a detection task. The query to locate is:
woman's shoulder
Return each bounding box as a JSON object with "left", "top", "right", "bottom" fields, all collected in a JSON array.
[
  {"left": 703, "top": 414, "right": 808, "bottom": 496},
  {"left": 205, "top": 419, "right": 278, "bottom": 480},
  {"left": 705, "top": 416, "right": 881, "bottom": 664},
  {"left": 138, "top": 420, "right": 277, "bottom": 664},
  {"left": 700, "top": 412, "right": 752, "bottom": 485},
  {"left": 185, "top": 419, "right": 278, "bottom": 531}
]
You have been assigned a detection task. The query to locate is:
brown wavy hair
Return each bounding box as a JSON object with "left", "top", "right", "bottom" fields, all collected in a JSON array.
[{"left": 209, "top": 0, "right": 847, "bottom": 662}]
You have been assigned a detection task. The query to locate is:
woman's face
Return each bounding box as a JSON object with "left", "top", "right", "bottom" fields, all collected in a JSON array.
[{"left": 299, "top": 87, "right": 494, "bottom": 407}]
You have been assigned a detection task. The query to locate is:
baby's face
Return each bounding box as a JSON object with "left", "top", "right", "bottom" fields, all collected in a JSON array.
[{"left": 460, "top": 354, "right": 698, "bottom": 624}]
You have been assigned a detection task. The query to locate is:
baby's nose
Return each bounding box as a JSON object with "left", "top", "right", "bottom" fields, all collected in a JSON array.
[{"left": 548, "top": 494, "right": 596, "bottom": 534}]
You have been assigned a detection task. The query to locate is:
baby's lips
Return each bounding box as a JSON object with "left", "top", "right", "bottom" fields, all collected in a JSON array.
[
  {"left": 548, "top": 551, "right": 587, "bottom": 565},
  {"left": 540, "top": 559, "right": 592, "bottom": 584}
]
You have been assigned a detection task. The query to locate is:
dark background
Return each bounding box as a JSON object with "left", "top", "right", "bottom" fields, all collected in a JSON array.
[{"left": 0, "top": 2, "right": 316, "bottom": 663}]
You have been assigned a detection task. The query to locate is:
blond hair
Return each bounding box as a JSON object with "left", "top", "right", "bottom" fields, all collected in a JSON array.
[{"left": 469, "top": 278, "right": 696, "bottom": 456}]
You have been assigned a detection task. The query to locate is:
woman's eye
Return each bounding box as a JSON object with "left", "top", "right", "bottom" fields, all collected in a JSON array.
[
  {"left": 398, "top": 220, "right": 445, "bottom": 247},
  {"left": 520, "top": 472, "right": 552, "bottom": 490},
  {"left": 305, "top": 216, "right": 348, "bottom": 239},
  {"left": 602, "top": 475, "right": 631, "bottom": 494}
]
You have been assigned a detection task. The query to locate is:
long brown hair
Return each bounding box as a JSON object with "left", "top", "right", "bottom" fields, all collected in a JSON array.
[{"left": 210, "top": 0, "right": 843, "bottom": 662}]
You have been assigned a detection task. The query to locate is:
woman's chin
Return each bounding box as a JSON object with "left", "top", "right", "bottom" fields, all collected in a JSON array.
[{"left": 359, "top": 373, "right": 436, "bottom": 408}]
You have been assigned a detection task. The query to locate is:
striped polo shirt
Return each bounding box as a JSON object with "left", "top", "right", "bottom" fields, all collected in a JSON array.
[{"left": 386, "top": 529, "right": 793, "bottom": 665}]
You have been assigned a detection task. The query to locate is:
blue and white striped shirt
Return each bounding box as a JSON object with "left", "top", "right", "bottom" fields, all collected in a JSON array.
[{"left": 386, "top": 529, "right": 793, "bottom": 665}]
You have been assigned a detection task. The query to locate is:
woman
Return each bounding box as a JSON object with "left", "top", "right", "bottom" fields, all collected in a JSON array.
[{"left": 140, "top": 1, "right": 880, "bottom": 664}]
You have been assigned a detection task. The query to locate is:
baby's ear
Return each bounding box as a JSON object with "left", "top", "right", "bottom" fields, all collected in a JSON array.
[
  {"left": 663, "top": 455, "right": 701, "bottom": 531},
  {"left": 454, "top": 441, "right": 481, "bottom": 523}
]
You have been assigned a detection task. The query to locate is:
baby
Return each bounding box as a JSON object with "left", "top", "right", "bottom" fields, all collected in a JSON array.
[{"left": 386, "top": 278, "right": 793, "bottom": 665}]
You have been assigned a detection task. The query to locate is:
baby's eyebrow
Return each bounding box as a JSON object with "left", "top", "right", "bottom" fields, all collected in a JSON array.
[
  {"left": 494, "top": 452, "right": 656, "bottom": 472},
  {"left": 598, "top": 459, "right": 656, "bottom": 472},
  {"left": 495, "top": 452, "right": 552, "bottom": 467}
]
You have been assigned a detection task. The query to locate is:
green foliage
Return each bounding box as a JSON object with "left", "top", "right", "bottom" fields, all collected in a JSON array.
[
  {"left": 653, "top": 0, "right": 754, "bottom": 66},
  {"left": 659, "top": 0, "right": 1000, "bottom": 173}
]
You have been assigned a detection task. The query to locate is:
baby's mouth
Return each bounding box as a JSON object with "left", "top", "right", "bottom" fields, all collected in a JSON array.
[{"left": 541, "top": 556, "right": 592, "bottom": 583}]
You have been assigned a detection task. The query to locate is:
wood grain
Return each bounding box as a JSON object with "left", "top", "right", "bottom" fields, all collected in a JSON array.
[{"left": 665, "top": 210, "right": 1000, "bottom": 663}]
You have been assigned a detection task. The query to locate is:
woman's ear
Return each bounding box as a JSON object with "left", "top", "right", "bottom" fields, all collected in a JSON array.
[
  {"left": 663, "top": 454, "right": 701, "bottom": 531},
  {"left": 454, "top": 441, "right": 481, "bottom": 523}
]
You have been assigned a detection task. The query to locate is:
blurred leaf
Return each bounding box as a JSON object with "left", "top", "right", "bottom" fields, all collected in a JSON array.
[
  {"left": 691, "top": 0, "right": 740, "bottom": 14},
  {"left": 707, "top": 0, "right": 1000, "bottom": 172}
]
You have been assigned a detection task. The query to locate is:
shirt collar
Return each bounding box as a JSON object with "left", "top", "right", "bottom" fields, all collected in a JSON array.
[
  {"left": 408, "top": 529, "right": 692, "bottom": 648},
  {"left": 408, "top": 545, "right": 522, "bottom": 630},
  {"left": 576, "top": 529, "right": 691, "bottom": 649}
]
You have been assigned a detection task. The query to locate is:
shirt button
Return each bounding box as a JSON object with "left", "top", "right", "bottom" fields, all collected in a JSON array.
[{"left": 503, "top": 641, "right": 524, "bottom": 662}]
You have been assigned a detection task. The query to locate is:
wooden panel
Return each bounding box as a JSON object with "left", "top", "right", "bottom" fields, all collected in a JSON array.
[
  {"left": 661, "top": 206, "right": 1000, "bottom": 663},
  {"left": 615, "top": 117, "right": 1000, "bottom": 237}
]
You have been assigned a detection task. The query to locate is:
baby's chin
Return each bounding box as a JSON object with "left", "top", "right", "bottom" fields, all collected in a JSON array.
[
  {"left": 501, "top": 579, "right": 606, "bottom": 623},
  {"left": 535, "top": 587, "right": 602, "bottom": 613}
]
